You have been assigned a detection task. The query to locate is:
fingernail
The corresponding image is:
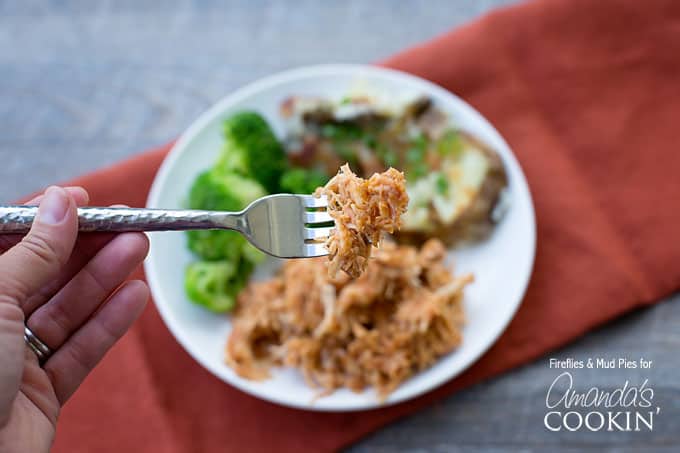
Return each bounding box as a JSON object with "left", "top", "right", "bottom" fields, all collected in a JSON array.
[{"left": 37, "top": 187, "right": 70, "bottom": 225}]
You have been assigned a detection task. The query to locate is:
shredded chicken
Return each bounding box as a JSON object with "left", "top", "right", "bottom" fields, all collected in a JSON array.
[
  {"left": 314, "top": 164, "right": 409, "bottom": 278},
  {"left": 226, "top": 239, "right": 472, "bottom": 400}
]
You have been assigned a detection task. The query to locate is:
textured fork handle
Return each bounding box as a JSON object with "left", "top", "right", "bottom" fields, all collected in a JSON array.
[{"left": 0, "top": 206, "right": 242, "bottom": 233}]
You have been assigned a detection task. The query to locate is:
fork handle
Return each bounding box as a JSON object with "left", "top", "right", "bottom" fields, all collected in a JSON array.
[{"left": 0, "top": 206, "right": 242, "bottom": 233}]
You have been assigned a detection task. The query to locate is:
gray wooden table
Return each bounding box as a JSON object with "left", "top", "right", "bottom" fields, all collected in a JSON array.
[{"left": 1, "top": 1, "right": 678, "bottom": 451}]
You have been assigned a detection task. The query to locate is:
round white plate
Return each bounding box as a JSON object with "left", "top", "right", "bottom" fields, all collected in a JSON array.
[{"left": 144, "top": 64, "right": 536, "bottom": 411}]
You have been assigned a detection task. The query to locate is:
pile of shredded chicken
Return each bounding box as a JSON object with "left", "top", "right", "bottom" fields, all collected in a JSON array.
[
  {"left": 226, "top": 239, "right": 473, "bottom": 399},
  {"left": 314, "top": 164, "right": 409, "bottom": 278}
]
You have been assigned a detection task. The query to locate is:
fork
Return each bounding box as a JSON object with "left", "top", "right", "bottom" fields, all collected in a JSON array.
[{"left": 0, "top": 194, "right": 333, "bottom": 258}]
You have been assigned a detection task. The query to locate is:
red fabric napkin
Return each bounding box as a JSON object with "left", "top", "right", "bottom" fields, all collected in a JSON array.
[{"left": 49, "top": 0, "right": 680, "bottom": 451}]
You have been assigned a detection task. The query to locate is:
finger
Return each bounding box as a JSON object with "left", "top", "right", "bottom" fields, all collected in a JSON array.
[
  {"left": 44, "top": 280, "right": 149, "bottom": 404},
  {"left": 27, "top": 232, "right": 149, "bottom": 349},
  {"left": 21, "top": 204, "right": 137, "bottom": 316},
  {"left": 26, "top": 186, "right": 90, "bottom": 206},
  {"left": 20, "top": 234, "right": 116, "bottom": 315},
  {"left": 0, "top": 187, "right": 78, "bottom": 308},
  {"left": 0, "top": 297, "right": 24, "bottom": 426},
  {"left": 16, "top": 189, "right": 109, "bottom": 315},
  {"left": 0, "top": 186, "right": 89, "bottom": 254}
]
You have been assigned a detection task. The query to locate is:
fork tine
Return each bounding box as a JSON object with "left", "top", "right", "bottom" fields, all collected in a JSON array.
[
  {"left": 304, "top": 243, "right": 328, "bottom": 257},
  {"left": 303, "top": 226, "right": 334, "bottom": 240},
  {"left": 299, "top": 194, "right": 328, "bottom": 208},
  {"left": 242, "top": 193, "right": 334, "bottom": 258},
  {"left": 304, "top": 211, "right": 333, "bottom": 224}
]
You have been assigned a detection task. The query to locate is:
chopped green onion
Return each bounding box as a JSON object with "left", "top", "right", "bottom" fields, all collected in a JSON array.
[
  {"left": 408, "top": 162, "right": 429, "bottom": 182},
  {"left": 437, "top": 129, "right": 462, "bottom": 157},
  {"left": 376, "top": 144, "right": 398, "bottom": 167},
  {"left": 406, "top": 133, "right": 429, "bottom": 165},
  {"left": 362, "top": 134, "right": 377, "bottom": 150},
  {"left": 411, "top": 133, "right": 428, "bottom": 151},
  {"left": 435, "top": 172, "right": 449, "bottom": 195},
  {"left": 320, "top": 123, "right": 363, "bottom": 142},
  {"left": 336, "top": 144, "right": 356, "bottom": 161},
  {"left": 406, "top": 147, "right": 425, "bottom": 163},
  {"left": 383, "top": 150, "right": 398, "bottom": 167}
]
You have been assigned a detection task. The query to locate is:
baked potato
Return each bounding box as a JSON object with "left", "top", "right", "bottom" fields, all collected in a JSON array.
[{"left": 280, "top": 94, "right": 509, "bottom": 246}]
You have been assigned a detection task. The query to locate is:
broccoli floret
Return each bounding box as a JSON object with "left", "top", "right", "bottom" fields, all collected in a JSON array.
[
  {"left": 189, "top": 171, "right": 242, "bottom": 212},
  {"left": 214, "top": 171, "right": 267, "bottom": 207},
  {"left": 184, "top": 113, "right": 280, "bottom": 311},
  {"left": 185, "top": 257, "right": 256, "bottom": 312},
  {"left": 215, "top": 111, "right": 287, "bottom": 193},
  {"left": 186, "top": 170, "right": 267, "bottom": 261},
  {"left": 215, "top": 142, "right": 248, "bottom": 177},
  {"left": 279, "top": 168, "right": 329, "bottom": 194},
  {"left": 189, "top": 170, "right": 266, "bottom": 212},
  {"left": 186, "top": 230, "right": 244, "bottom": 261},
  {"left": 185, "top": 260, "right": 241, "bottom": 312}
]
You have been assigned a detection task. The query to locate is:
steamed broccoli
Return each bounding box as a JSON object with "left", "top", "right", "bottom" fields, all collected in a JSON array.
[
  {"left": 188, "top": 170, "right": 266, "bottom": 211},
  {"left": 184, "top": 111, "right": 287, "bottom": 312},
  {"left": 186, "top": 230, "right": 243, "bottom": 261},
  {"left": 279, "top": 167, "right": 329, "bottom": 194},
  {"left": 186, "top": 169, "right": 266, "bottom": 262},
  {"left": 215, "top": 112, "right": 287, "bottom": 193},
  {"left": 185, "top": 260, "right": 246, "bottom": 312}
]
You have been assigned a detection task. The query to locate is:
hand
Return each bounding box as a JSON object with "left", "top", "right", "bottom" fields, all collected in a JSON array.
[{"left": 0, "top": 186, "right": 150, "bottom": 452}]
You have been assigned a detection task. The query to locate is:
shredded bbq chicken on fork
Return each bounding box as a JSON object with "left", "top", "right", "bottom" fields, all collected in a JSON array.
[{"left": 314, "top": 164, "right": 409, "bottom": 278}]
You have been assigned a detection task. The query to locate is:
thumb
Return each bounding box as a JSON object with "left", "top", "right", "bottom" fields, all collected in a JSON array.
[{"left": 0, "top": 186, "right": 79, "bottom": 308}]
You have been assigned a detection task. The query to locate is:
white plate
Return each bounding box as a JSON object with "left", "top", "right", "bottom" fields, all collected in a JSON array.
[{"left": 144, "top": 64, "right": 536, "bottom": 411}]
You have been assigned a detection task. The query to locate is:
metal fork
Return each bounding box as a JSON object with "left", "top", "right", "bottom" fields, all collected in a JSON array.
[{"left": 0, "top": 194, "right": 333, "bottom": 258}]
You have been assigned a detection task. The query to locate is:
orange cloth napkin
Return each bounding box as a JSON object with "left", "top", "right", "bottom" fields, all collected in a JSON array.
[{"left": 48, "top": 0, "right": 680, "bottom": 451}]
